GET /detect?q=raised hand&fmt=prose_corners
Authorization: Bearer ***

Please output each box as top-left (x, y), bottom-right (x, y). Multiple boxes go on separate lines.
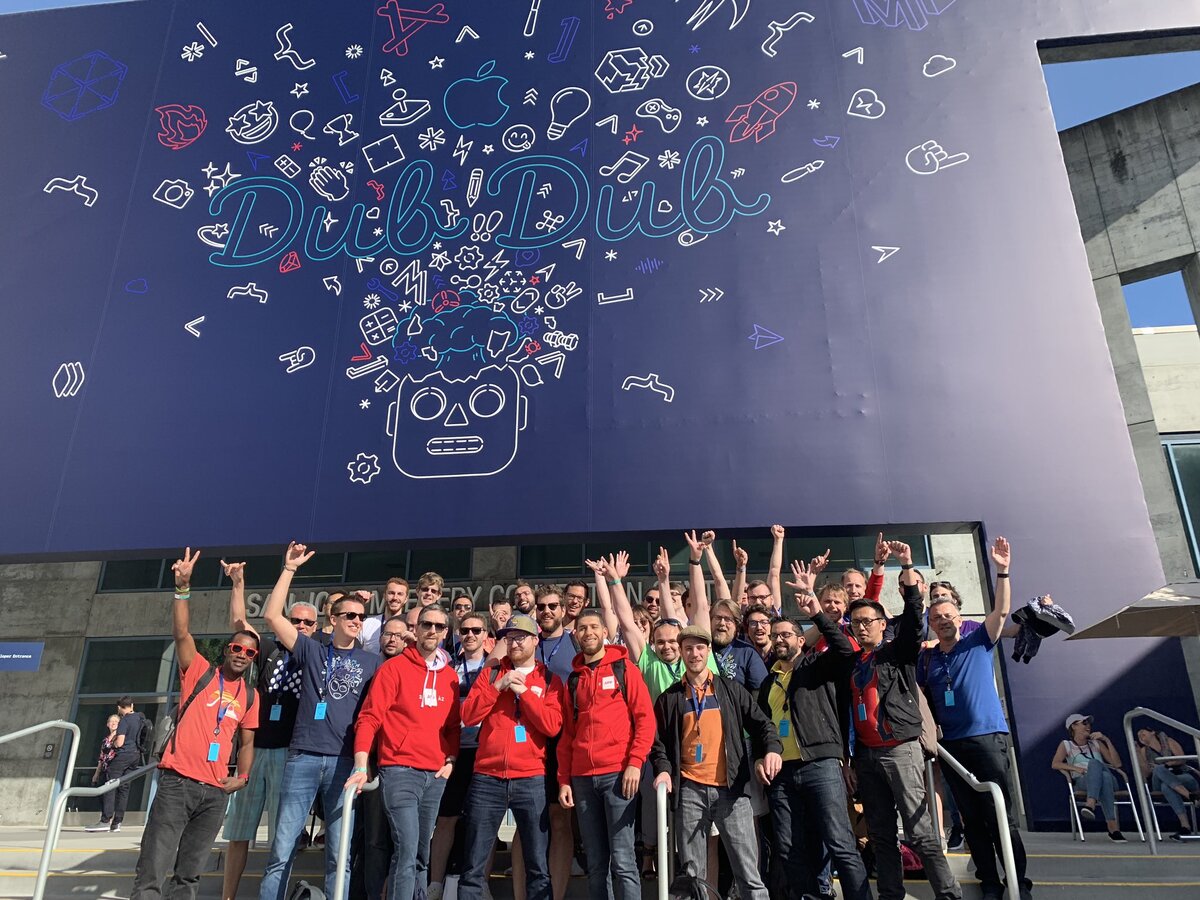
top-left (172, 547), bottom-right (200, 590)
top-left (785, 559), bottom-right (817, 596)
top-left (810, 548), bottom-right (831, 577)
top-left (612, 550), bottom-right (631, 580)
top-left (887, 541), bottom-right (913, 566)
top-left (284, 541), bottom-right (317, 572)
top-left (874, 532), bottom-right (890, 566)
top-left (700, 530), bottom-right (716, 547)
top-left (991, 536), bottom-right (1010, 570)
top-left (221, 559), bottom-right (246, 586)
top-left (652, 547), bottom-right (670, 580)
top-left (732, 540), bottom-right (748, 569)
top-left (770, 524), bottom-right (785, 540)
top-left (585, 558), bottom-right (606, 576)
top-left (683, 530), bottom-right (704, 560)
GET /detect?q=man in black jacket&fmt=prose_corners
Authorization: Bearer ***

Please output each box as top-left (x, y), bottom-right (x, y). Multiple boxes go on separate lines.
top-left (758, 563), bottom-right (873, 900)
top-left (651, 625), bottom-right (782, 900)
top-left (848, 540), bottom-right (961, 900)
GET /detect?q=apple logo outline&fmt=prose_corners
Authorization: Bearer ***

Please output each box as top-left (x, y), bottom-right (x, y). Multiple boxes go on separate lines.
top-left (442, 60), bottom-right (511, 130)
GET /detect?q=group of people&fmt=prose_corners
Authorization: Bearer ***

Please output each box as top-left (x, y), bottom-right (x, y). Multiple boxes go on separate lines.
top-left (95, 528), bottom-right (1187, 900)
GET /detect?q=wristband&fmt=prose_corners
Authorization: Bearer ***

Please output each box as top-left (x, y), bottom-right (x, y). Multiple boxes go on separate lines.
top-left (689, 558), bottom-right (702, 566)
top-left (607, 578), bottom-right (621, 586)
top-left (996, 573), bottom-right (1009, 579)
top-left (174, 591), bottom-right (191, 600)
top-left (900, 564), bottom-right (914, 571)
top-left (444, 756), bottom-right (456, 766)
top-left (237, 773), bottom-right (249, 782)
top-left (737, 566), bottom-right (747, 573)
top-left (352, 766), bottom-right (368, 774)
top-left (284, 566), bottom-right (298, 573)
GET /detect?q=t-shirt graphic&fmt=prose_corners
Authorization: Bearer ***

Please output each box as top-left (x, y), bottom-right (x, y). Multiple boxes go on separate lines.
top-left (329, 655), bottom-right (367, 699)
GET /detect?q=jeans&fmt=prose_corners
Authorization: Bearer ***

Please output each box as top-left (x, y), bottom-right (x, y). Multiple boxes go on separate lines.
top-left (1072, 758), bottom-right (1119, 822)
top-left (676, 780), bottom-right (768, 900)
top-left (941, 734), bottom-right (1029, 894)
top-left (102, 751), bottom-right (142, 824)
top-left (130, 770), bottom-right (227, 899)
top-left (350, 775), bottom-right (392, 900)
top-left (855, 742), bottom-right (961, 900)
top-left (258, 751), bottom-right (355, 900)
top-left (380, 766), bottom-right (447, 900)
top-left (459, 774), bottom-right (549, 900)
top-left (768, 758), bottom-right (871, 900)
top-left (573, 772), bottom-right (639, 900)
top-left (1152, 766), bottom-right (1200, 819)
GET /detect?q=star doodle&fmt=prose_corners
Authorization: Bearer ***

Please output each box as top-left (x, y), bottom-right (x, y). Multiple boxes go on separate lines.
top-left (346, 44), bottom-right (364, 60)
top-left (291, 83), bottom-right (309, 99)
top-left (696, 116), bottom-right (708, 126)
top-left (657, 149), bottom-right (681, 170)
top-left (429, 56), bottom-right (445, 69)
top-left (529, 275), bottom-right (540, 285)
top-left (604, 249), bottom-right (617, 261)
top-left (399, 299), bottom-right (413, 313)
top-left (482, 144), bottom-right (495, 154)
top-left (292, 142), bottom-right (303, 151)
top-left (622, 124), bottom-right (643, 145)
top-left (372, 227), bottom-right (383, 237)
top-left (689, 45), bottom-right (701, 54)
top-left (202, 161), bottom-right (219, 179)
top-left (524, 51), bottom-right (535, 60)
top-left (807, 99), bottom-right (820, 110)
top-left (360, 399), bottom-right (371, 409)
top-left (533, 305), bottom-right (545, 314)
top-left (202, 162), bottom-right (241, 197)
top-left (432, 241), bottom-right (442, 250)
top-left (418, 127), bottom-right (446, 151)
top-left (181, 42), bottom-right (204, 63)
top-left (323, 212), bottom-right (338, 232)
top-left (767, 220), bottom-right (786, 236)
top-left (364, 293), bottom-right (382, 309)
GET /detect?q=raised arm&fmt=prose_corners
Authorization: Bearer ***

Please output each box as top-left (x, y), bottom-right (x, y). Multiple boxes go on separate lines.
top-left (731, 540), bottom-right (748, 607)
top-left (702, 531), bottom-right (731, 602)
top-left (607, 552), bottom-right (633, 644)
top-left (683, 531), bottom-right (710, 633)
top-left (653, 547), bottom-right (680, 623)
top-left (610, 554), bottom-right (646, 662)
top-left (768, 524), bottom-right (785, 613)
top-left (172, 548), bottom-right (201, 671)
top-left (224, 560), bottom-right (254, 636)
top-left (985, 536), bottom-right (1011, 644)
top-left (586, 557), bottom-right (621, 641)
top-left (263, 542), bottom-right (316, 651)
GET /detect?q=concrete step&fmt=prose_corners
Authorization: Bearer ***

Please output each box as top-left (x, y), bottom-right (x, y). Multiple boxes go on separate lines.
top-left (3, 827), bottom-right (1199, 899)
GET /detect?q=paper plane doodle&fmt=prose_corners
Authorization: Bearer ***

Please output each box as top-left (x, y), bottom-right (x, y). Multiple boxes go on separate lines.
top-left (726, 82), bottom-right (796, 143)
top-left (42, 50), bottom-right (128, 121)
top-left (748, 324), bottom-right (784, 350)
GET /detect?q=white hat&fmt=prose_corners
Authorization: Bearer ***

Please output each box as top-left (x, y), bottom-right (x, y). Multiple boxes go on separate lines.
top-left (1064, 713), bottom-right (1093, 732)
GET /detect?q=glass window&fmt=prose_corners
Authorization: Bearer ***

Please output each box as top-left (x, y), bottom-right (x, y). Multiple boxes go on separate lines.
top-left (79, 638), bottom-right (174, 695)
top-left (410, 547), bottom-right (471, 580)
top-left (242, 552), bottom-right (345, 587)
top-left (98, 559), bottom-right (163, 592)
top-left (583, 541), bottom-right (651, 572)
top-left (346, 551), bottom-right (408, 586)
top-left (520, 543), bottom-right (584, 578)
top-left (161, 555), bottom-right (222, 590)
top-left (1165, 441), bottom-right (1200, 571)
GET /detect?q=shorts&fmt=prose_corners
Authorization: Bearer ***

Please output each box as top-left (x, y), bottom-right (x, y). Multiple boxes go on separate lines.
top-left (222, 746), bottom-right (286, 842)
top-left (437, 746), bottom-right (478, 817)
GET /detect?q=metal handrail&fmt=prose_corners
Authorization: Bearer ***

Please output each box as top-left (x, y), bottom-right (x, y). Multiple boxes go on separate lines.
top-left (1123, 706), bottom-right (1200, 856)
top-left (0, 720), bottom-right (81, 827)
top-left (33, 760), bottom-right (158, 900)
top-left (656, 780), bottom-right (668, 900)
top-left (937, 745), bottom-right (1020, 900)
top-left (333, 776), bottom-right (379, 900)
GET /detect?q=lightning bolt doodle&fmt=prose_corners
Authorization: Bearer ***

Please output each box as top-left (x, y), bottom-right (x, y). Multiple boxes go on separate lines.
top-left (453, 135), bottom-right (473, 166)
top-left (483, 248), bottom-right (509, 281)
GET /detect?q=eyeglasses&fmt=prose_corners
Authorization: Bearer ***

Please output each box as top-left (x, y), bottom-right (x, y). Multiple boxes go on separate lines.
top-left (381, 631), bottom-right (405, 641)
top-left (289, 617), bottom-right (316, 627)
top-left (850, 617), bottom-right (884, 629)
top-left (336, 611), bottom-right (365, 622)
top-left (565, 594), bottom-right (587, 603)
top-left (747, 593), bottom-right (772, 602)
top-left (772, 631), bottom-right (798, 640)
top-left (711, 615), bottom-right (736, 625)
top-left (460, 627), bottom-right (485, 635)
top-left (747, 619), bottom-right (770, 629)
top-left (535, 602), bottom-right (560, 611)
top-left (419, 621), bottom-right (449, 632)
top-left (506, 632), bottom-right (533, 643)
top-left (227, 642), bottom-right (259, 659)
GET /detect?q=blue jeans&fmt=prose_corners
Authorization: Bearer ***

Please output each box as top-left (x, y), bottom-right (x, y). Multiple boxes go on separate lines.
top-left (459, 774), bottom-right (549, 900)
top-left (676, 780), bottom-right (767, 900)
top-left (258, 751), bottom-right (355, 900)
top-left (1072, 758), bottom-right (1119, 822)
top-left (768, 758), bottom-right (872, 900)
top-left (380, 766), bottom-right (447, 900)
top-left (573, 773), bottom-right (639, 900)
top-left (1152, 766), bottom-right (1199, 819)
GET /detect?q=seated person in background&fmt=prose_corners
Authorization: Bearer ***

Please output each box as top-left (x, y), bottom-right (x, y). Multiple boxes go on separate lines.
top-left (1135, 725), bottom-right (1199, 840)
top-left (1051, 714), bottom-right (1127, 841)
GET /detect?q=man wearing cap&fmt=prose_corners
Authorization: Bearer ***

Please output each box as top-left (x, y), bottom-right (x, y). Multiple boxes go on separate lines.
top-left (458, 614), bottom-right (565, 900)
top-left (650, 623), bottom-right (782, 900)
top-left (918, 537), bottom-right (1030, 900)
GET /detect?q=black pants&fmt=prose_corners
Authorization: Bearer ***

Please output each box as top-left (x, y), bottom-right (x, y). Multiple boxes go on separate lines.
top-left (941, 733), bottom-right (1030, 893)
top-left (102, 752), bottom-right (142, 824)
top-left (130, 769), bottom-right (228, 899)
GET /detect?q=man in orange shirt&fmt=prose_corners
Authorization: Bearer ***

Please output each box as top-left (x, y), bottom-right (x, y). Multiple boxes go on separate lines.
top-left (130, 548), bottom-right (259, 899)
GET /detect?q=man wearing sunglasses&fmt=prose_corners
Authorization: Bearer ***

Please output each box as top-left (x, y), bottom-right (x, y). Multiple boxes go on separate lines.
top-left (222, 557), bottom-right (319, 900)
top-left (351, 605), bottom-right (461, 900)
top-left (259, 543), bottom-right (381, 900)
top-left (130, 548), bottom-right (259, 899)
top-left (847, 542), bottom-right (961, 900)
top-left (459, 614), bottom-right (565, 900)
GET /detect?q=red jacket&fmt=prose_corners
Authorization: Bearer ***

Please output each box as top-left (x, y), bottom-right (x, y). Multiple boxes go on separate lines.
top-left (556, 645), bottom-right (655, 784)
top-left (461, 658), bottom-right (563, 779)
top-left (354, 646), bottom-right (461, 769)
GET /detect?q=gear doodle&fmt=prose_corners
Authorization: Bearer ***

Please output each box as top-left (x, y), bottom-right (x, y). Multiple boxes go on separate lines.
top-left (347, 452), bottom-right (381, 484)
top-left (454, 245), bottom-right (484, 271)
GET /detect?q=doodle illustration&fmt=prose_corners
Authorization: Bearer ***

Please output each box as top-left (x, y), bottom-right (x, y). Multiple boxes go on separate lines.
top-left (727, 82), bottom-right (796, 142)
top-left (444, 61), bottom-right (509, 129)
top-left (52, 362), bottom-right (86, 399)
top-left (42, 50), bottom-right (127, 121)
top-left (44, 175), bottom-right (99, 207)
top-left (156, 104), bottom-right (208, 150)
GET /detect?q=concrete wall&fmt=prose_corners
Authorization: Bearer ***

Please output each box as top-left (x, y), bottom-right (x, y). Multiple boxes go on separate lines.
top-left (1134, 326), bottom-right (1200, 433)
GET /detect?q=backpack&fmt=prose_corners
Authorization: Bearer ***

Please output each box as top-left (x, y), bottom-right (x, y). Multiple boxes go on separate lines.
top-left (134, 713), bottom-right (154, 762)
top-left (899, 840), bottom-right (926, 877)
top-left (668, 874), bottom-right (720, 900)
top-left (285, 880), bottom-right (326, 900)
top-left (156, 663), bottom-right (255, 760)
top-left (566, 659), bottom-right (627, 720)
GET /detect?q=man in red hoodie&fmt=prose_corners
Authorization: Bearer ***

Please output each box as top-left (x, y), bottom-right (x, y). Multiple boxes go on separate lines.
top-left (557, 609), bottom-right (654, 900)
top-left (458, 614), bottom-right (565, 900)
top-left (349, 604), bottom-right (461, 900)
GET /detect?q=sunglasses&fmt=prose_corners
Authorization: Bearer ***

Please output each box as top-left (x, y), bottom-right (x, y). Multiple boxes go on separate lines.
top-left (419, 621), bottom-right (449, 632)
top-left (289, 617), bottom-right (316, 627)
top-left (460, 627), bottom-right (485, 635)
top-left (227, 642), bottom-right (258, 659)
top-left (336, 611), bottom-right (365, 622)
top-left (535, 602), bottom-right (560, 611)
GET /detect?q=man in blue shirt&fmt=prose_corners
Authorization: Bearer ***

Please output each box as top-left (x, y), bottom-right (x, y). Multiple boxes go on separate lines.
top-left (918, 537), bottom-right (1029, 900)
top-left (258, 543), bottom-right (381, 900)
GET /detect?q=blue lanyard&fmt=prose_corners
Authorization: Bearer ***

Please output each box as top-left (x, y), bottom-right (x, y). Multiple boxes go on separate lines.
top-left (540, 634), bottom-right (567, 667)
top-left (461, 658), bottom-right (483, 695)
top-left (687, 679), bottom-right (708, 720)
top-left (931, 645), bottom-right (960, 690)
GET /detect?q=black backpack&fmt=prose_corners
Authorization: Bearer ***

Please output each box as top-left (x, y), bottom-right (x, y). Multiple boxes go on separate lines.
top-left (134, 713), bottom-right (154, 762)
top-left (668, 875), bottom-right (720, 900)
top-left (157, 663), bottom-right (255, 760)
top-left (566, 659), bottom-right (627, 720)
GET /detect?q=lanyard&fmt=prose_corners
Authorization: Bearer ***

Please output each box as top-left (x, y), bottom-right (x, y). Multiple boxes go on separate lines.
top-left (853, 651), bottom-right (876, 694)
top-left (687, 678), bottom-right (709, 733)
top-left (539, 633), bottom-right (567, 668)
top-left (461, 658), bottom-right (483, 695)
top-left (320, 644), bottom-right (337, 701)
top-left (214, 672), bottom-right (242, 736)
top-left (666, 657), bottom-right (682, 680)
top-left (931, 645), bottom-right (961, 691)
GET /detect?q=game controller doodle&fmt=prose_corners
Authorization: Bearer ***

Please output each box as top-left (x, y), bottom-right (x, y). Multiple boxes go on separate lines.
top-left (635, 98), bottom-right (681, 133)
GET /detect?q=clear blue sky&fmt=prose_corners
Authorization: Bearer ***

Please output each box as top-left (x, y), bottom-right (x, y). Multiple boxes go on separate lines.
top-left (1044, 51), bottom-right (1200, 328)
top-left (4, 1), bottom-right (1197, 324)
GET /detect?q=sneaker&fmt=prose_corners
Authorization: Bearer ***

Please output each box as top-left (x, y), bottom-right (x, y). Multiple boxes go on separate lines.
top-left (947, 825), bottom-right (965, 851)
top-left (1171, 828), bottom-right (1193, 841)
top-left (1108, 830), bottom-right (1126, 842)
top-left (427, 882), bottom-right (444, 900)
top-left (1078, 805), bottom-right (1096, 822)
top-left (83, 821), bottom-right (111, 832)
top-left (110, 822), bottom-right (122, 833)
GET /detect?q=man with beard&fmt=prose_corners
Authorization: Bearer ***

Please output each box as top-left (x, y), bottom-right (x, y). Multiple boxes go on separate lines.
top-left (130, 548), bottom-right (259, 899)
top-left (350, 606), bottom-right (460, 900)
top-left (363, 576), bottom-right (409, 653)
top-left (459, 615), bottom-right (565, 900)
top-left (513, 581), bottom-right (536, 616)
top-left (557, 610), bottom-right (654, 900)
top-left (743, 605), bottom-right (774, 663)
top-left (562, 581), bottom-right (589, 632)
